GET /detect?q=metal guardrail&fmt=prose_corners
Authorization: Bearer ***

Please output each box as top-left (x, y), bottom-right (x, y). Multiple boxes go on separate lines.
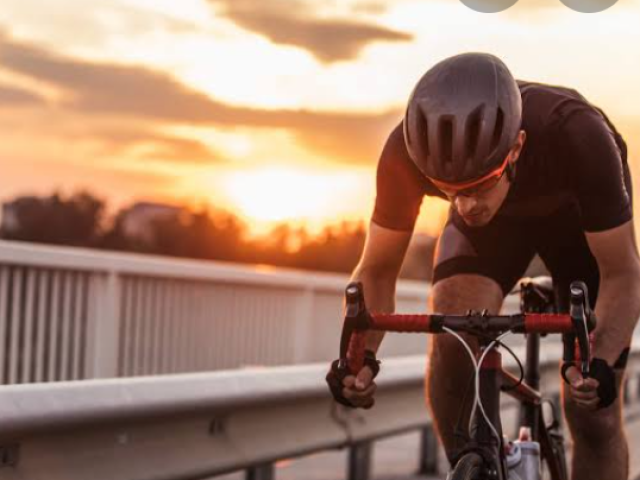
top-left (0, 240), bottom-right (430, 384)
top-left (1, 343), bottom-right (639, 480)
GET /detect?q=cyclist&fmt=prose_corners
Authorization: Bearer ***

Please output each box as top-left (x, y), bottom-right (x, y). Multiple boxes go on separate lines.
top-left (326, 53), bottom-right (640, 480)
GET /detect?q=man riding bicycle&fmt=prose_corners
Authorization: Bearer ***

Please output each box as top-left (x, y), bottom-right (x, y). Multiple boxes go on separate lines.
top-left (326, 53), bottom-right (640, 480)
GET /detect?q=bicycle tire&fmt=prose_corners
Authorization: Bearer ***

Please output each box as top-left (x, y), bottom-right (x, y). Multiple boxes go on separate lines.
top-left (538, 410), bottom-right (569, 480)
top-left (540, 436), bottom-right (568, 480)
top-left (448, 453), bottom-right (488, 480)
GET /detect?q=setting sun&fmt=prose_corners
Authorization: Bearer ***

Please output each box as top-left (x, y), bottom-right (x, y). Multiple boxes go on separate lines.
top-left (224, 168), bottom-right (329, 222)
top-left (221, 167), bottom-right (372, 232)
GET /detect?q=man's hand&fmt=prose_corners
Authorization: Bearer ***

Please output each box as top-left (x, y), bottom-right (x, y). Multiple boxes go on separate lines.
top-left (562, 358), bottom-right (618, 410)
top-left (341, 366), bottom-right (378, 409)
top-left (326, 350), bottom-right (381, 408)
top-left (563, 366), bottom-right (601, 410)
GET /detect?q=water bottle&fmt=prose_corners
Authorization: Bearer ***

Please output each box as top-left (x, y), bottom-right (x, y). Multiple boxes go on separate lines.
top-left (505, 428), bottom-right (541, 480)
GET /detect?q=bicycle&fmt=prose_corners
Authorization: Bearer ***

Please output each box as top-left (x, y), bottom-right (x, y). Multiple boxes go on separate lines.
top-left (337, 277), bottom-right (595, 480)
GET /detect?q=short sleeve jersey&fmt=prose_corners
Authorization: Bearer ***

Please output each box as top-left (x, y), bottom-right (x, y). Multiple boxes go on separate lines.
top-left (372, 80), bottom-right (632, 233)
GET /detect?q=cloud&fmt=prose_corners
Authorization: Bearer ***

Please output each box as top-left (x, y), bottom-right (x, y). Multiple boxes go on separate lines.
top-left (0, 100), bottom-right (224, 168)
top-left (131, 134), bottom-right (224, 165)
top-left (0, 152), bottom-right (178, 204)
top-left (0, 32), bottom-right (400, 164)
top-left (0, 1), bottom-right (202, 53)
top-left (350, 0), bottom-right (392, 15)
top-left (0, 82), bottom-right (46, 106)
top-left (207, 0), bottom-right (412, 63)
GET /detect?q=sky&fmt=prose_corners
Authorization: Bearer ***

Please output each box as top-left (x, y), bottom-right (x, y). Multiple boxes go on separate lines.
top-left (1, 0), bottom-right (640, 237)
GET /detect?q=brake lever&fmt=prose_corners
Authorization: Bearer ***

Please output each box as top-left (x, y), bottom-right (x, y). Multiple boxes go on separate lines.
top-left (339, 282), bottom-right (371, 373)
top-left (569, 281), bottom-right (592, 378)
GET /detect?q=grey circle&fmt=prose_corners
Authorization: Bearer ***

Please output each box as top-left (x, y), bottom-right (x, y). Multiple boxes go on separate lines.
top-left (459, 0), bottom-right (519, 13)
top-left (558, 0), bottom-right (618, 12)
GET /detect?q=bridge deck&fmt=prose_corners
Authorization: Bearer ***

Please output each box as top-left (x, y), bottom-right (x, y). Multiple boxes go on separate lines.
top-left (214, 404), bottom-right (640, 480)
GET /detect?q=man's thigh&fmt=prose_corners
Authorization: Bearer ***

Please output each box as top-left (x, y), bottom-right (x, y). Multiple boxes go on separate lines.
top-left (534, 203), bottom-right (600, 311)
top-left (432, 209), bottom-right (537, 300)
top-left (431, 274), bottom-right (503, 314)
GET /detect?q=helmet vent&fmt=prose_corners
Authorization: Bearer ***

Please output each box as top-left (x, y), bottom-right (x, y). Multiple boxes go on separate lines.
top-left (465, 105), bottom-right (484, 160)
top-left (439, 117), bottom-right (453, 164)
top-left (491, 107), bottom-right (504, 152)
top-left (415, 107), bottom-right (429, 156)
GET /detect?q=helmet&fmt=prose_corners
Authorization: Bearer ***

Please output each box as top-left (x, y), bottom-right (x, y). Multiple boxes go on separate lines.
top-left (403, 53), bottom-right (522, 185)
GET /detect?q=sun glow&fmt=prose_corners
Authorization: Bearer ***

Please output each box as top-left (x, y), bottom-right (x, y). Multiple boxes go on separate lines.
top-left (221, 167), bottom-right (372, 232)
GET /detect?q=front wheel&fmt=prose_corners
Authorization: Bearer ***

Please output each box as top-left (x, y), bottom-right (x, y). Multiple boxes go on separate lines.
top-left (448, 453), bottom-right (489, 480)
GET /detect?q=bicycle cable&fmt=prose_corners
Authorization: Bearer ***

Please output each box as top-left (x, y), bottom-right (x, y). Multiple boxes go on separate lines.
top-left (478, 333), bottom-right (525, 391)
top-left (451, 332), bottom-right (525, 444)
top-left (474, 331), bottom-right (512, 443)
top-left (443, 327), bottom-right (512, 446)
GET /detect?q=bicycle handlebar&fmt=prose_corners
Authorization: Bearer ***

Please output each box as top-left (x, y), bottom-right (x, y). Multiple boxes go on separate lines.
top-left (338, 281), bottom-right (596, 377)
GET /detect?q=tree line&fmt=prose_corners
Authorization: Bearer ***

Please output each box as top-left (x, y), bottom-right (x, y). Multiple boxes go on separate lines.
top-left (0, 191), bottom-right (438, 280)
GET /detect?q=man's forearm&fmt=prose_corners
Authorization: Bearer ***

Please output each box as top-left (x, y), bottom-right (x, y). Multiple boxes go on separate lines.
top-left (592, 271), bottom-right (640, 365)
top-left (349, 269), bottom-right (398, 354)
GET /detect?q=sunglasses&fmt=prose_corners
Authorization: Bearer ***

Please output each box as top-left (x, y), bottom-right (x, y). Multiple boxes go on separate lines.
top-left (429, 156), bottom-right (510, 199)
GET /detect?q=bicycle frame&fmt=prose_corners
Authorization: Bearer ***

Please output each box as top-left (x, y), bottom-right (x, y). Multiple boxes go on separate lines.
top-left (338, 279), bottom-right (594, 480)
top-left (468, 334), bottom-right (565, 480)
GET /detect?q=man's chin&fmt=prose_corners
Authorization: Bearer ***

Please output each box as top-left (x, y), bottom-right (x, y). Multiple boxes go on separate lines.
top-left (462, 214), bottom-right (490, 227)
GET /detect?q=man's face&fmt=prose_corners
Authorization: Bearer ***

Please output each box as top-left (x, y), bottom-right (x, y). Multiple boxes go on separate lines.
top-left (437, 129), bottom-right (526, 227)
top-left (449, 173), bottom-right (511, 227)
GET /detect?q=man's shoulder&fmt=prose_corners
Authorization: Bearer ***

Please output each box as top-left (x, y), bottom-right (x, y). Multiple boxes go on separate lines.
top-left (517, 79), bottom-right (584, 99)
top-left (518, 79), bottom-right (591, 122)
top-left (516, 79), bottom-right (610, 144)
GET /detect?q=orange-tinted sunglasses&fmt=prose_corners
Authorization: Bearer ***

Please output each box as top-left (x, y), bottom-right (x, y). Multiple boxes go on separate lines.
top-left (429, 156), bottom-right (510, 198)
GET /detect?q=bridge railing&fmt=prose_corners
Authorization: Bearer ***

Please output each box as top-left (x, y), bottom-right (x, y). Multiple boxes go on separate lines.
top-left (0, 345), bottom-right (639, 480)
top-left (0, 240), bottom-right (429, 384)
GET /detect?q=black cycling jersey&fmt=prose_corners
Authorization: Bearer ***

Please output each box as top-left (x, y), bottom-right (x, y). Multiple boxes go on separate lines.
top-left (372, 80), bottom-right (632, 233)
top-left (372, 80), bottom-right (633, 300)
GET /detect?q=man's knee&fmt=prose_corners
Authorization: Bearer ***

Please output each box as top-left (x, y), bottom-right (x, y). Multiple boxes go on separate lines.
top-left (429, 274), bottom-right (503, 365)
top-left (431, 274), bottom-right (504, 314)
top-left (563, 386), bottom-right (624, 448)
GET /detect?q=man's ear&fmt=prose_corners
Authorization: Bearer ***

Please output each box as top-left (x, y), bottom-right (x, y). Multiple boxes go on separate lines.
top-left (506, 130), bottom-right (525, 183)
top-left (510, 130), bottom-right (527, 165)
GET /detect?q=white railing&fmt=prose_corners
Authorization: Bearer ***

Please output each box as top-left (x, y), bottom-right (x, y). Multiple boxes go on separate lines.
top-left (0, 240), bottom-right (430, 384)
top-left (1, 348), bottom-right (639, 480)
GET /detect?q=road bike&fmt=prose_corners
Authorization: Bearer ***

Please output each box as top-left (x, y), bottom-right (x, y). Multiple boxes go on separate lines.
top-left (338, 277), bottom-right (595, 480)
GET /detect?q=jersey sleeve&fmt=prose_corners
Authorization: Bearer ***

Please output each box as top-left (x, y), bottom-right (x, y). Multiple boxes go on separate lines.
top-left (371, 123), bottom-right (437, 231)
top-left (557, 108), bottom-right (632, 232)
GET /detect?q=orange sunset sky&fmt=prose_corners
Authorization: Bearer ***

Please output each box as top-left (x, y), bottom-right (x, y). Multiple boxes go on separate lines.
top-left (1, 0), bottom-right (640, 237)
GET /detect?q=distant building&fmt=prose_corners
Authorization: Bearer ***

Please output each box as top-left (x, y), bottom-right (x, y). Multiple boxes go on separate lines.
top-left (119, 202), bottom-right (185, 243)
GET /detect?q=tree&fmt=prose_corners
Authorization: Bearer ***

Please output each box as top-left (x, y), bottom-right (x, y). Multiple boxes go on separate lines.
top-left (1, 191), bottom-right (105, 246)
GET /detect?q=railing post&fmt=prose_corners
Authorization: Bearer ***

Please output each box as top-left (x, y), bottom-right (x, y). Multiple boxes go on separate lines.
top-left (292, 287), bottom-right (314, 364)
top-left (85, 272), bottom-right (121, 378)
top-left (418, 425), bottom-right (439, 475)
top-left (348, 441), bottom-right (372, 480)
top-left (246, 463), bottom-right (275, 480)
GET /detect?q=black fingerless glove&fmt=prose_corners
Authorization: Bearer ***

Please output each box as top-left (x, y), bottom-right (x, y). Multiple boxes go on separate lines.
top-left (589, 358), bottom-right (617, 409)
top-left (325, 350), bottom-right (381, 408)
top-left (561, 357), bottom-right (617, 410)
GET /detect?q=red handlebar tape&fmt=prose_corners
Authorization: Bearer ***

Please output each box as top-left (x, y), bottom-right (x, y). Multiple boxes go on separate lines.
top-left (368, 313), bottom-right (573, 333)
top-left (523, 314), bottom-right (574, 333)
top-left (346, 313), bottom-right (574, 374)
top-left (369, 313), bottom-right (432, 332)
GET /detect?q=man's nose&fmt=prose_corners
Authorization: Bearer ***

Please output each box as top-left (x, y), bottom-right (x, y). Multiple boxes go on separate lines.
top-left (454, 195), bottom-right (478, 215)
